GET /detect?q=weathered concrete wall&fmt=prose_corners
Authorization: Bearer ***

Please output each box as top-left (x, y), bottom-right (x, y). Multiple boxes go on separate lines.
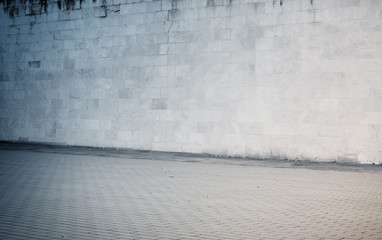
top-left (1, 0), bottom-right (381, 163)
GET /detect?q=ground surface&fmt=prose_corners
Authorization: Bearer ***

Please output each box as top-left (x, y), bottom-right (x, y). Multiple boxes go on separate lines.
top-left (0, 143), bottom-right (381, 240)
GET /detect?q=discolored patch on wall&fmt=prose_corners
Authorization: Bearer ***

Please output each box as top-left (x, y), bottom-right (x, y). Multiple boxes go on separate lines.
top-left (28, 61), bottom-right (41, 69)
top-left (63, 59), bottom-right (75, 71)
top-left (152, 98), bottom-right (167, 110)
top-left (0, 0), bottom-right (92, 17)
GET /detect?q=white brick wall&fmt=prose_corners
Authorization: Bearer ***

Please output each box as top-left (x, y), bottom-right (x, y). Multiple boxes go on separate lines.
top-left (0, 0), bottom-right (382, 164)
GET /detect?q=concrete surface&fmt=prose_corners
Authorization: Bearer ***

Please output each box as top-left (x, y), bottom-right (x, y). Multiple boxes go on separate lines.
top-left (1, 0), bottom-right (382, 164)
top-left (0, 143), bottom-right (381, 240)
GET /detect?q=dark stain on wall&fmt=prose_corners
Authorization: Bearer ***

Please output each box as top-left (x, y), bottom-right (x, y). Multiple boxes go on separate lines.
top-left (28, 60), bottom-right (41, 68)
top-left (171, 0), bottom-right (177, 10)
top-left (57, 0), bottom-right (87, 10)
top-left (273, 0), bottom-right (283, 6)
top-left (1, 0), bottom-right (47, 16)
top-left (0, 0), bottom-right (91, 17)
top-left (29, 19), bottom-right (36, 29)
top-left (207, 0), bottom-right (215, 7)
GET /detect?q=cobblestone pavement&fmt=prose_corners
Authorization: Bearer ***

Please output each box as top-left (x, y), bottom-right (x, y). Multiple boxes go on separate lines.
top-left (0, 143), bottom-right (381, 240)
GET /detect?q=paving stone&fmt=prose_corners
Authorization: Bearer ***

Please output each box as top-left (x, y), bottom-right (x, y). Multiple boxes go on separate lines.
top-left (0, 143), bottom-right (381, 239)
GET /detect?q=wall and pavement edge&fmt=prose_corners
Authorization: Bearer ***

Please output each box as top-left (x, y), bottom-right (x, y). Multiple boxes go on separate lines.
top-left (0, 0), bottom-right (381, 163)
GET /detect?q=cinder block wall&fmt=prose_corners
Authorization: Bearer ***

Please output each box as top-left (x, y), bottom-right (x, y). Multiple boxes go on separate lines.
top-left (1, 0), bottom-right (381, 163)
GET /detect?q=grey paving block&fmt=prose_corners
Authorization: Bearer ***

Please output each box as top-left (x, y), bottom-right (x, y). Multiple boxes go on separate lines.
top-left (0, 143), bottom-right (382, 239)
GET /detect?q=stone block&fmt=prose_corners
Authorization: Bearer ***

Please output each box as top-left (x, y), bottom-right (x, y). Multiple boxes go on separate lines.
top-left (120, 1), bottom-right (161, 15)
top-left (338, 0), bottom-right (360, 8)
top-left (151, 98), bottom-right (168, 110)
top-left (154, 11), bottom-right (169, 21)
top-left (93, 6), bottom-right (107, 18)
top-left (63, 59), bottom-right (75, 70)
top-left (162, 0), bottom-right (173, 11)
top-left (119, 88), bottom-right (134, 99)
top-left (361, 113), bottom-right (382, 125)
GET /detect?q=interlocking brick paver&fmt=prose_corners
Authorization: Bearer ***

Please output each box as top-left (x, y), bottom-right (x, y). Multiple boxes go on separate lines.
top-left (0, 143), bottom-right (382, 240)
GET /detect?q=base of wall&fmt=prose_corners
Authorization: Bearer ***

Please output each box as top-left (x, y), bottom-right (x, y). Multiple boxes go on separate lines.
top-left (1, 140), bottom-right (380, 166)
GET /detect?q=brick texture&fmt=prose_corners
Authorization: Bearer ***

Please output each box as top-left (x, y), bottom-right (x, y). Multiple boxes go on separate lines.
top-left (0, 0), bottom-right (382, 163)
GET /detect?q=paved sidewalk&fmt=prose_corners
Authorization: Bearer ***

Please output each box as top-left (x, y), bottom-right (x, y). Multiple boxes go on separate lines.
top-left (0, 143), bottom-right (381, 240)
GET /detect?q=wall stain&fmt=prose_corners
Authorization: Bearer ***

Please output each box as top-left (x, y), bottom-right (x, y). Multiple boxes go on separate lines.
top-left (57, 0), bottom-right (84, 11)
top-left (0, 0), bottom-right (89, 17)
top-left (272, 0), bottom-right (283, 6)
top-left (171, 0), bottom-right (177, 10)
top-left (29, 19), bottom-right (36, 29)
top-left (100, 0), bottom-right (107, 18)
top-left (207, 0), bottom-right (215, 7)
top-left (0, 0), bottom-right (316, 18)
